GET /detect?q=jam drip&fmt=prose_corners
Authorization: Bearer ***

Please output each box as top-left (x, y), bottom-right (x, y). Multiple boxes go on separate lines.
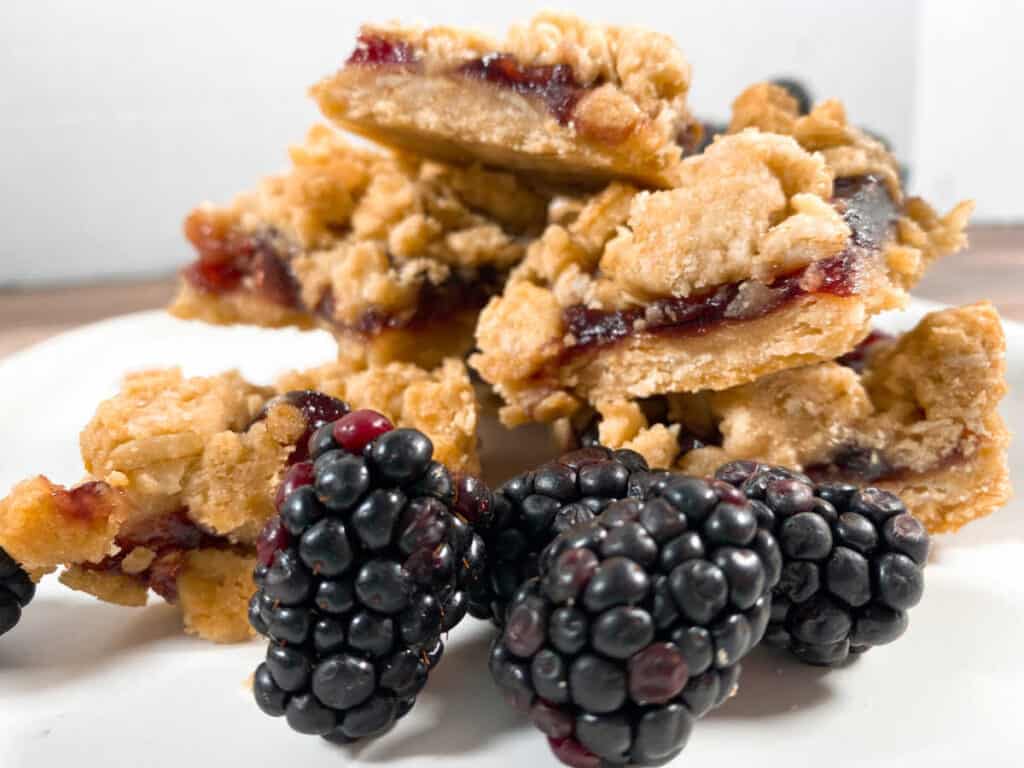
top-left (183, 211), bottom-right (301, 309)
top-left (559, 175), bottom-right (897, 357)
top-left (82, 507), bottom-right (229, 602)
top-left (458, 53), bottom-right (585, 125)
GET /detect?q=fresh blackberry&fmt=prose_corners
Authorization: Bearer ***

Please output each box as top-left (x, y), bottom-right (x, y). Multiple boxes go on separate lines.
top-left (0, 545), bottom-right (35, 638)
top-left (490, 477), bottom-right (779, 767)
top-left (715, 461), bottom-right (929, 666)
top-left (250, 408), bottom-right (486, 742)
top-left (467, 446), bottom-right (670, 624)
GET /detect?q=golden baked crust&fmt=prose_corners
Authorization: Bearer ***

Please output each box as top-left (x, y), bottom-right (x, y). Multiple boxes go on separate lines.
top-left (472, 96), bottom-right (972, 426)
top-left (312, 12), bottom-right (695, 187)
top-left (0, 360), bottom-right (480, 642)
top-left (580, 303), bottom-right (1010, 533)
top-left (170, 124), bottom-right (548, 368)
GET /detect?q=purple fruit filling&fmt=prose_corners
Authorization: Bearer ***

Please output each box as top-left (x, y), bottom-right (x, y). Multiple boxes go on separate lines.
top-left (558, 175), bottom-right (896, 359)
top-left (182, 210), bottom-right (502, 340)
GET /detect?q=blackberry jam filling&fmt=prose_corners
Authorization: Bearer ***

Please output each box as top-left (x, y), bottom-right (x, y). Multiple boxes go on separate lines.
top-left (182, 211), bottom-right (502, 340)
top-left (79, 506), bottom-right (233, 602)
top-left (184, 211), bottom-right (301, 309)
top-left (345, 35), bottom-right (590, 127)
top-left (558, 175), bottom-right (896, 361)
top-left (458, 54), bottom-right (585, 125)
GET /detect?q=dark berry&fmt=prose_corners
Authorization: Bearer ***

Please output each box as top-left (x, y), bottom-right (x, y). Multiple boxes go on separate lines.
top-left (549, 606), bottom-right (588, 654)
top-left (368, 428), bottom-right (433, 484)
top-left (354, 560), bottom-right (410, 614)
top-left (834, 512), bottom-right (878, 554)
top-left (591, 606), bottom-right (654, 659)
top-left (660, 477), bottom-right (718, 522)
top-left (299, 519), bottom-right (353, 577)
top-left (874, 553), bottom-right (924, 610)
top-left (825, 547), bottom-right (871, 607)
top-left (341, 694), bottom-right (398, 739)
top-left (347, 611), bottom-right (395, 657)
top-left (275, 461), bottom-right (315, 509)
top-left (254, 663), bottom-right (288, 717)
top-left (312, 654), bottom-right (376, 710)
top-left (265, 604), bottom-right (312, 645)
top-left (882, 513), bottom-right (930, 564)
top-left (264, 550), bottom-right (313, 605)
top-left (307, 423), bottom-right (339, 462)
top-left (266, 644), bottom-right (313, 692)
top-left (780, 512), bottom-right (834, 560)
top-left (468, 447), bottom-right (658, 624)
top-left (410, 462), bottom-right (455, 505)
top-left (315, 452), bottom-right (371, 512)
top-left (583, 557), bottom-right (649, 612)
top-left (717, 463), bottom-right (928, 666)
top-left (632, 703), bottom-right (693, 765)
top-left (333, 409), bottom-right (394, 454)
top-left (531, 649), bottom-right (570, 704)
top-left (286, 693), bottom-right (337, 735)
top-left (627, 642), bottom-right (688, 704)
top-left (569, 654), bottom-right (627, 713)
top-left (351, 489), bottom-right (405, 550)
top-left (248, 417), bottom-right (482, 742)
top-left (491, 488), bottom-right (775, 767)
top-left (315, 578), bottom-right (355, 614)
top-left (279, 486), bottom-right (324, 535)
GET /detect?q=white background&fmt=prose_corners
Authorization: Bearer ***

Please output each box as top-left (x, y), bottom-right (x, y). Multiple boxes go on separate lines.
top-left (1, 0), bottom-right (1021, 286)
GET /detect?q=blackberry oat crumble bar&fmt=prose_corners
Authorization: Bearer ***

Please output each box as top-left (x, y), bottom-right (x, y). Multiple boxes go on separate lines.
top-left (472, 84), bottom-right (974, 426)
top-left (171, 125), bottom-right (549, 368)
top-left (312, 12), bottom-right (698, 187)
top-left (563, 303), bottom-right (1009, 533)
top-left (0, 360), bottom-right (478, 642)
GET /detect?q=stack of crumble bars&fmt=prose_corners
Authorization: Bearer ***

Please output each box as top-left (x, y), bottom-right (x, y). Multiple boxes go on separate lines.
top-left (0, 13), bottom-right (1009, 642)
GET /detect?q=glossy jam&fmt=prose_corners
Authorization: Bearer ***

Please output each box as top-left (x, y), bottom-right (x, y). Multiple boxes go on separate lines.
top-left (82, 508), bottom-right (227, 602)
top-left (558, 175), bottom-right (896, 359)
top-left (183, 211), bottom-right (300, 309)
top-left (459, 53), bottom-right (584, 125)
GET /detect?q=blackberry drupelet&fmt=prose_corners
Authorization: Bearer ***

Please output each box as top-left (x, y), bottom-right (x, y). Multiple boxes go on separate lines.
top-left (490, 476), bottom-right (780, 767)
top-left (250, 405), bottom-right (486, 743)
top-left (715, 461), bottom-right (929, 666)
top-left (466, 446), bottom-right (671, 624)
top-left (0, 545), bottom-right (35, 638)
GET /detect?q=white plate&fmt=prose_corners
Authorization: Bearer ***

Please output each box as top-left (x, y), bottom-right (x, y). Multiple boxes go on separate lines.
top-left (0, 299), bottom-right (1020, 767)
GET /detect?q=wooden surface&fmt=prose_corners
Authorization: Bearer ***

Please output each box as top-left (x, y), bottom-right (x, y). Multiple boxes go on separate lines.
top-left (1, 225), bottom-right (1021, 361)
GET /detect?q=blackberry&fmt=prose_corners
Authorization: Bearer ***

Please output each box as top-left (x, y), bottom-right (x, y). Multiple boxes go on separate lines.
top-left (490, 478), bottom-right (779, 767)
top-left (466, 446), bottom-right (670, 624)
top-left (250, 408), bottom-right (486, 742)
top-left (715, 461), bottom-right (929, 666)
top-left (0, 545), bottom-right (35, 638)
